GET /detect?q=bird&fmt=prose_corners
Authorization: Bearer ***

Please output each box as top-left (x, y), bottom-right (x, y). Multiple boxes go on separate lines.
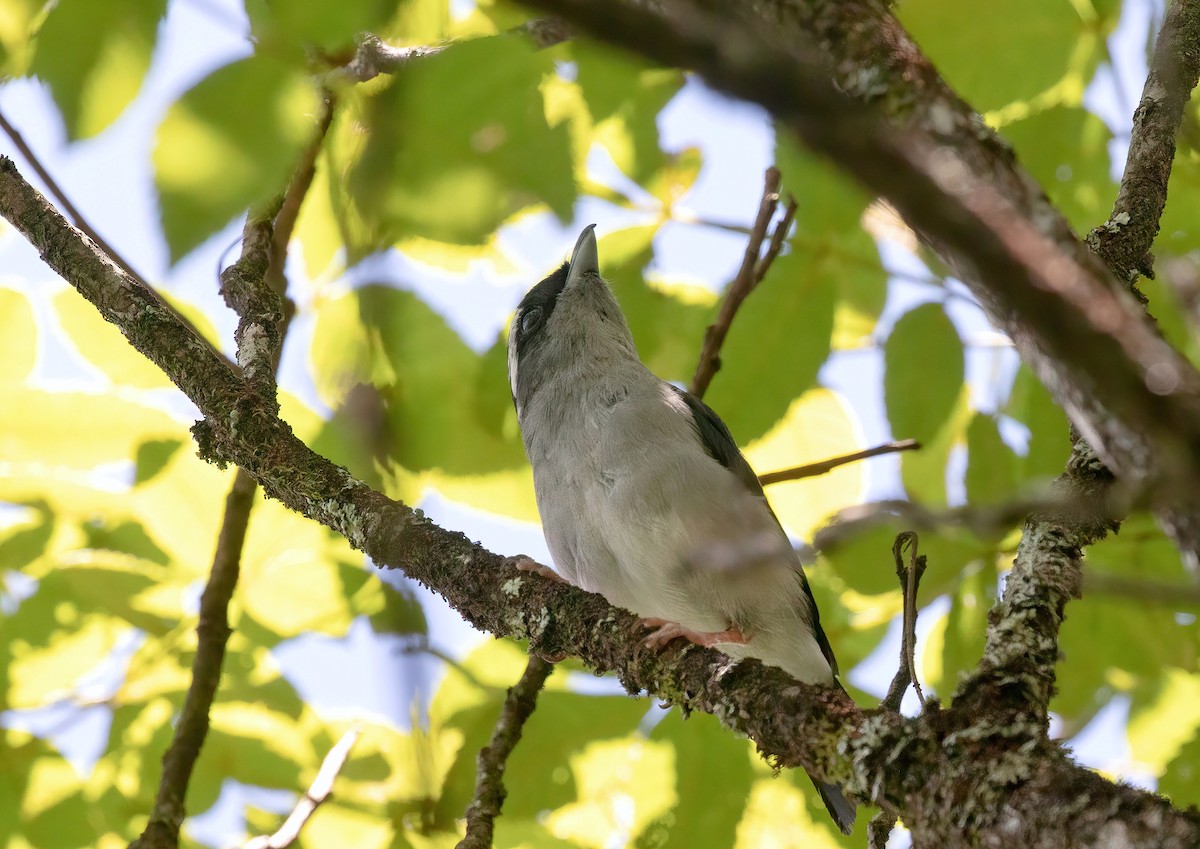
top-left (506, 224), bottom-right (856, 835)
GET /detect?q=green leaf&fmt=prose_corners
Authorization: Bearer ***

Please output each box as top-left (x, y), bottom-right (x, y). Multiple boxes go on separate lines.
top-left (200, 700), bottom-right (318, 789)
top-left (544, 736), bottom-right (677, 847)
top-left (819, 517), bottom-right (994, 601)
top-left (596, 225), bottom-right (712, 382)
top-left (154, 54), bottom-right (318, 261)
top-left (885, 303), bottom-right (964, 444)
top-left (310, 283), bottom-right (537, 516)
top-left (352, 35), bottom-right (575, 246)
top-left (640, 711), bottom-right (754, 849)
top-left (0, 388), bottom-right (178, 467)
top-left (1159, 139), bottom-right (1200, 256)
top-left (776, 132), bottom-right (872, 233)
top-left (964, 414), bottom-right (1020, 507)
top-left (0, 730), bottom-right (94, 849)
top-left (133, 439), bottom-right (183, 484)
top-left (31, 0), bottom-right (166, 138)
top-left (246, 0), bottom-right (398, 53)
top-left (1000, 106), bottom-right (1115, 233)
top-left (1127, 668), bottom-right (1200, 786)
top-left (2, 565), bottom-right (132, 708)
top-left (572, 40), bottom-right (684, 184)
top-left (0, 287), bottom-right (36, 383)
top-left (0, 0), bottom-right (45, 76)
top-left (924, 559), bottom-right (995, 695)
top-left (1161, 732), bottom-right (1200, 810)
top-left (1004, 366), bottom-right (1070, 484)
top-left (900, 0), bottom-right (1097, 112)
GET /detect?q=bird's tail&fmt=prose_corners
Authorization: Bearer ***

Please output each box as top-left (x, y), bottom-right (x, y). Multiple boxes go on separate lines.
top-left (810, 775), bottom-right (856, 836)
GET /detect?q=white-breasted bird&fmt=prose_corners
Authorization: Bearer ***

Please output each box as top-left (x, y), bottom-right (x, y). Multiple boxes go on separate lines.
top-left (507, 225), bottom-right (855, 834)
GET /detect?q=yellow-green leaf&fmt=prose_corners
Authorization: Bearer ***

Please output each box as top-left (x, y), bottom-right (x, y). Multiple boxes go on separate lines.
top-left (31, 0), bottom-right (166, 138)
top-left (154, 54), bottom-right (318, 262)
top-left (0, 286), bottom-right (36, 383)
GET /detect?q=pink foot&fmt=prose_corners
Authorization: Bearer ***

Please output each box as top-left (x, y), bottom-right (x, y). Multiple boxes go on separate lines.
top-left (637, 617), bottom-right (750, 651)
top-left (505, 555), bottom-right (568, 585)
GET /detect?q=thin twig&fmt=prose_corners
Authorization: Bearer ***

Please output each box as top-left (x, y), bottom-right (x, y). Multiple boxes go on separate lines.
top-left (758, 439), bottom-right (919, 486)
top-left (0, 107), bottom-right (147, 287)
top-left (243, 727), bottom-right (362, 849)
top-left (1084, 571), bottom-right (1200, 607)
top-left (812, 484), bottom-right (1136, 552)
top-left (690, 166), bottom-right (795, 399)
top-left (881, 532), bottom-right (928, 712)
top-left (457, 656), bottom-right (554, 849)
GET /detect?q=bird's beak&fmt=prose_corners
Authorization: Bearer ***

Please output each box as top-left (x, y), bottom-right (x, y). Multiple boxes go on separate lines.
top-left (566, 224), bottom-right (599, 289)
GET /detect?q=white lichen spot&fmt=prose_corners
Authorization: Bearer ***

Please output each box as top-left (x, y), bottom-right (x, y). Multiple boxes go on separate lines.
top-left (502, 576), bottom-right (524, 597)
top-left (321, 499), bottom-right (366, 550)
top-left (527, 606), bottom-right (550, 639)
top-left (1113, 211), bottom-right (1131, 226)
top-left (928, 101), bottom-right (957, 135)
top-left (237, 323), bottom-right (268, 374)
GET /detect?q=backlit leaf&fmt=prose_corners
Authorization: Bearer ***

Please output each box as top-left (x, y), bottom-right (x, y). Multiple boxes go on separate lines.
top-left (885, 303), bottom-right (964, 445)
top-left (31, 0), bottom-right (166, 138)
top-left (154, 54), bottom-right (318, 261)
top-left (352, 35), bottom-right (575, 246)
top-left (0, 287), bottom-right (36, 383)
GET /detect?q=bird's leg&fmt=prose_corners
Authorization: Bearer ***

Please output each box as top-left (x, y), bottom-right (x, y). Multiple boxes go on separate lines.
top-left (504, 554), bottom-right (568, 584)
top-left (637, 617), bottom-right (750, 651)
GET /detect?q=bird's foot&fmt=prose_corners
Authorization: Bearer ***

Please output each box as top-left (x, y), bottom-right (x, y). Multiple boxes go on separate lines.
top-left (504, 555), bottom-right (568, 584)
top-left (637, 617), bottom-right (749, 651)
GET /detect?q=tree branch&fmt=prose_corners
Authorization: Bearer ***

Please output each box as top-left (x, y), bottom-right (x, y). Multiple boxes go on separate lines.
top-left (3, 154), bottom-right (1198, 846)
top-left (1087, 0), bottom-right (1200, 284)
top-left (457, 657), bottom-right (554, 849)
top-left (243, 727), bottom-right (361, 849)
top-left (131, 469), bottom-right (258, 849)
top-left (0, 107), bottom-right (148, 290)
top-left (129, 100), bottom-right (332, 849)
top-left (758, 440), bottom-right (919, 486)
top-left (690, 166), bottom-right (795, 399)
top-left (963, 0), bottom-right (1200, 722)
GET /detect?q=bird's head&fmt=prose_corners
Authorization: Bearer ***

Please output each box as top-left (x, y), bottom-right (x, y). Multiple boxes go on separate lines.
top-left (507, 225), bottom-right (638, 415)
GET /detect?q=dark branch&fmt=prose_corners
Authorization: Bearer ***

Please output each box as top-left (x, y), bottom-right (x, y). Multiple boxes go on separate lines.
top-left (130, 102), bottom-right (331, 849)
top-left (131, 469), bottom-right (258, 849)
top-left (690, 166), bottom-right (794, 399)
top-left (457, 657), bottom-right (554, 849)
top-left (881, 532), bottom-right (928, 712)
top-left (758, 440), bottom-right (919, 486)
top-left (0, 107), bottom-right (148, 289)
top-left (1087, 0), bottom-right (1200, 283)
top-left (243, 728), bottom-right (361, 849)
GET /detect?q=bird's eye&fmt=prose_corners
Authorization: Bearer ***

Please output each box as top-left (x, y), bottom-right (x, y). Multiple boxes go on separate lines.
top-left (520, 306), bottom-right (543, 336)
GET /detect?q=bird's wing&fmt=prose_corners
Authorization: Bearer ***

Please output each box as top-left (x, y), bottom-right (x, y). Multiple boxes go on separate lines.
top-left (667, 384), bottom-right (766, 499)
top-left (667, 384), bottom-right (840, 676)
